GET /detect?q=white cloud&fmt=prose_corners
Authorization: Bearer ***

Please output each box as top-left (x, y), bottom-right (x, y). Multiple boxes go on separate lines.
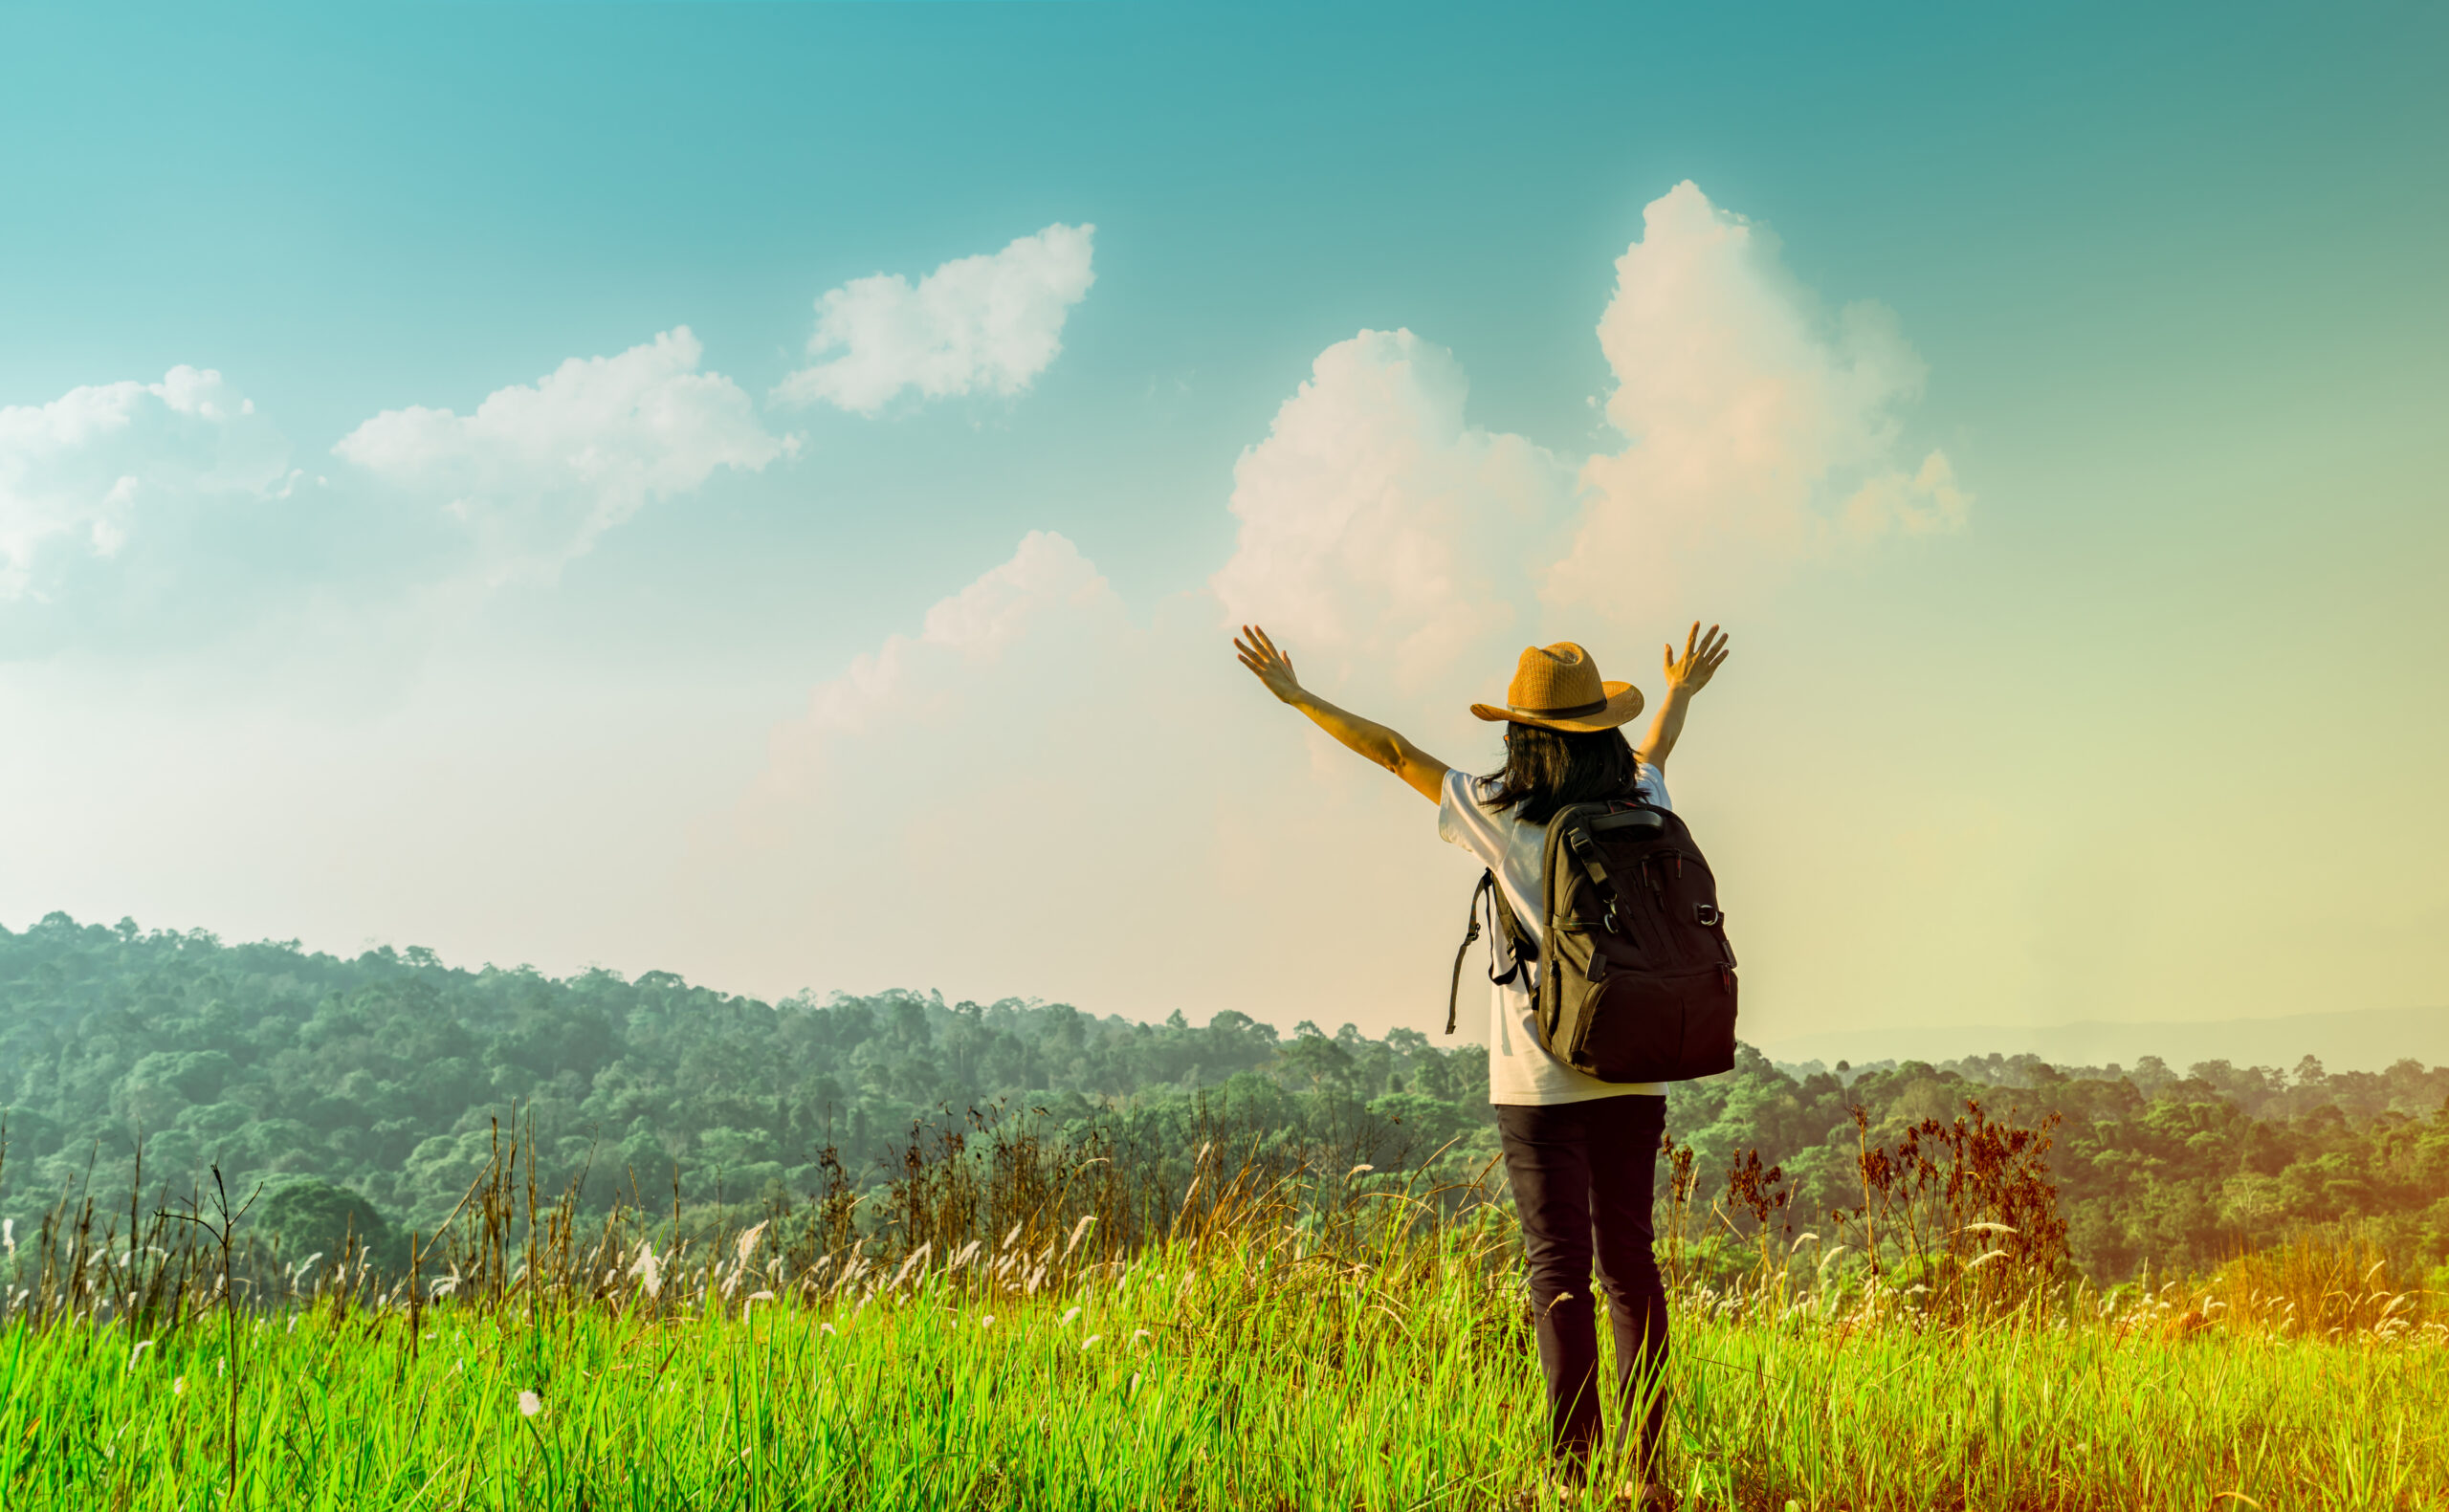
top-left (773, 224), bottom-right (1096, 415)
top-left (753, 529), bottom-right (1121, 803)
top-left (1841, 449), bottom-right (1970, 537)
top-left (1555, 181), bottom-right (1966, 608)
top-left (1209, 329), bottom-right (1573, 698)
top-left (1203, 186), bottom-right (1968, 700)
top-left (719, 532), bottom-right (1177, 1000)
top-left (335, 327), bottom-right (793, 581)
top-left (0, 366), bottom-right (289, 599)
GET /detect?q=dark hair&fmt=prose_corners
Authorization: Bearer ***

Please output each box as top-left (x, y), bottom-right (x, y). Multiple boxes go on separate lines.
top-left (1482, 722), bottom-right (1641, 825)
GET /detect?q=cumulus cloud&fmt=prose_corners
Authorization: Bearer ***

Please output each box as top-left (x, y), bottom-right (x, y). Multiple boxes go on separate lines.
top-left (1202, 185), bottom-right (1967, 705)
top-left (773, 224), bottom-right (1096, 415)
top-left (0, 366), bottom-right (289, 599)
top-left (718, 531), bottom-right (1184, 1001)
top-left (753, 530), bottom-right (1123, 804)
top-left (1555, 181), bottom-right (1966, 608)
top-left (335, 327), bottom-right (793, 581)
top-left (1209, 330), bottom-right (1574, 698)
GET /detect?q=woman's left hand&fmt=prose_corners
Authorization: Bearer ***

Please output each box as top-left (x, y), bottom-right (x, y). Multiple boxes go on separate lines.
top-left (1663, 622), bottom-right (1731, 696)
top-left (1235, 625), bottom-right (1306, 705)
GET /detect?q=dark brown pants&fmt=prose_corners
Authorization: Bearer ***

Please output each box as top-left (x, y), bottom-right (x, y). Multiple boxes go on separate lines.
top-left (1495, 1093), bottom-right (1669, 1468)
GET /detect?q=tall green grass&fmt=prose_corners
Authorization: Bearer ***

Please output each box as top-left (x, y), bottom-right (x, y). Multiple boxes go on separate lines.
top-left (2, 1107), bottom-right (2442, 1508)
top-left (8, 1238), bottom-right (2445, 1508)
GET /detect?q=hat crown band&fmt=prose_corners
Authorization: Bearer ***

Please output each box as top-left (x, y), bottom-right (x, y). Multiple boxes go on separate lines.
top-left (1509, 694), bottom-right (1610, 720)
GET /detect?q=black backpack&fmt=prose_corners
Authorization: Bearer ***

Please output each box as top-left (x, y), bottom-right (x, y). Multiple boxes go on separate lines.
top-left (1446, 796), bottom-right (1738, 1083)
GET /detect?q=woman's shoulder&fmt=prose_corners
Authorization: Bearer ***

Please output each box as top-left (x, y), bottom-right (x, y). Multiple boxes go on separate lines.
top-left (1436, 766), bottom-right (1490, 804)
top-left (1437, 769), bottom-right (1521, 849)
top-left (1633, 761), bottom-right (1671, 811)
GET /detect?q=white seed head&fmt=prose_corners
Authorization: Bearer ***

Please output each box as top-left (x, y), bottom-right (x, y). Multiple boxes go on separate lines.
top-left (518, 1391), bottom-right (542, 1417)
top-left (1063, 1216), bottom-right (1096, 1259)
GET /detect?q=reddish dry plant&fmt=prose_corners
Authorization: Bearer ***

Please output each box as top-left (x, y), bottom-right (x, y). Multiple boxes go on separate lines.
top-left (1840, 1096), bottom-right (2071, 1317)
top-left (1716, 1149), bottom-right (1795, 1290)
top-left (1722, 1149), bottom-right (1791, 1238)
top-left (1654, 1133), bottom-right (1702, 1291)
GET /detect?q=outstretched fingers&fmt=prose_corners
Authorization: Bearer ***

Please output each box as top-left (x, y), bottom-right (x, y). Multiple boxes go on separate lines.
top-left (1235, 625), bottom-right (1282, 667)
top-left (1665, 622), bottom-right (1731, 690)
top-left (1234, 625), bottom-right (1302, 701)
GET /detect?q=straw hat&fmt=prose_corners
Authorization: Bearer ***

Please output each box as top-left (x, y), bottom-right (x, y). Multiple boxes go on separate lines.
top-left (1468, 642), bottom-right (1644, 733)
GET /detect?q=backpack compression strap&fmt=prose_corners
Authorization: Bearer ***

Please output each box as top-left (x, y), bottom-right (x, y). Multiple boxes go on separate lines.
top-left (1563, 820), bottom-right (1636, 930)
top-left (1445, 871), bottom-right (1533, 1035)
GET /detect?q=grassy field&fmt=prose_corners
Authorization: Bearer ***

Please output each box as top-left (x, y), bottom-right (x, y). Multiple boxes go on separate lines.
top-left (3, 1116), bottom-right (2443, 1508)
top-left (8, 1231), bottom-right (2447, 1508)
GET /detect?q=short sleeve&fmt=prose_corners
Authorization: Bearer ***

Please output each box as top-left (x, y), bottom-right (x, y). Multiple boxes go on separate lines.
top-left (1436, 767), bottom-right (1504, 868)
top-left (1634, 760), bottom-right (1671, 812)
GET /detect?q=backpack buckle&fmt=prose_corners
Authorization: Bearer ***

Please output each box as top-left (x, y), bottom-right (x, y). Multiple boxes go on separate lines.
top-left (1695, 903), bottom-right (1723, 927)
top-left (1603, 904), bottom-right (1622, 934)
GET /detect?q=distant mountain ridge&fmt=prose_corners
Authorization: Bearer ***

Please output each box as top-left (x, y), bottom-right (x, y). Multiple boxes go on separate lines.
top-left (1758, 1004), bottom-right (2449, 1077)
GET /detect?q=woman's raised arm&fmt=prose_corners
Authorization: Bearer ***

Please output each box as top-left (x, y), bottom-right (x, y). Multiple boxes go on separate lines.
top-left (1633, 621), bottom-right (1731, 772)
top-left (1234, 625), bottom-right (1448, 803)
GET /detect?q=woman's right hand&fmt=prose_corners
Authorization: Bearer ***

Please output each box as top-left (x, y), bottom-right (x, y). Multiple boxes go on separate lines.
top-left (1237, 624), bottom-right (1447, 801)
top-left (1234, 625), bottom-right (1305, 705)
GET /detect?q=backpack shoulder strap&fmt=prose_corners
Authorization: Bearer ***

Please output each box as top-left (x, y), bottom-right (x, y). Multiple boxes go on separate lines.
top-left (1445, 871), bottom-right (1535, 1035)
top-left (1446, 872), bottom-right (1491, 1036)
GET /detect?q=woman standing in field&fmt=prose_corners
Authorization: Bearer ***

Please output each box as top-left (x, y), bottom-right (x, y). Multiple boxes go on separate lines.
top-left (1234, 624), bottom-right (1730, 1504)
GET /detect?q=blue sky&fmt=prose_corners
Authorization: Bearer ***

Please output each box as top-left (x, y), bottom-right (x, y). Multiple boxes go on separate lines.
top-left (3, 2), bottom-right (2443, 1048)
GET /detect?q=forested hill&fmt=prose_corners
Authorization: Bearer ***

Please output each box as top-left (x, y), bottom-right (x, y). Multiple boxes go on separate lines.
top-left (3, 911), bottom-right (2446, 1285)
top-left (0, 913), bottom-right (1488, 1235)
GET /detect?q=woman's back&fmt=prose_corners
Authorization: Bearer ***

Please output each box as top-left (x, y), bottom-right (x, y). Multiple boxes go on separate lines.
top-left (1436, 732), bottom-right (1672, 1105)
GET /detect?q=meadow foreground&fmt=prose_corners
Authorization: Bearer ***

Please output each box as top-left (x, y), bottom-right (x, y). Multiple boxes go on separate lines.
top-left (6, 1197), bottom-right (2444, 1510)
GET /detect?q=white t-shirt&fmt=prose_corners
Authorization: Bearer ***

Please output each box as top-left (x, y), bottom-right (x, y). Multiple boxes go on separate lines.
top-left (1437, 764), bottom-right (1672, 1106)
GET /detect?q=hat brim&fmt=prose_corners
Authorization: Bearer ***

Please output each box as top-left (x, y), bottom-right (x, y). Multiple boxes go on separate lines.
top-left (1468, 681), bottom-right (1644, 733)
